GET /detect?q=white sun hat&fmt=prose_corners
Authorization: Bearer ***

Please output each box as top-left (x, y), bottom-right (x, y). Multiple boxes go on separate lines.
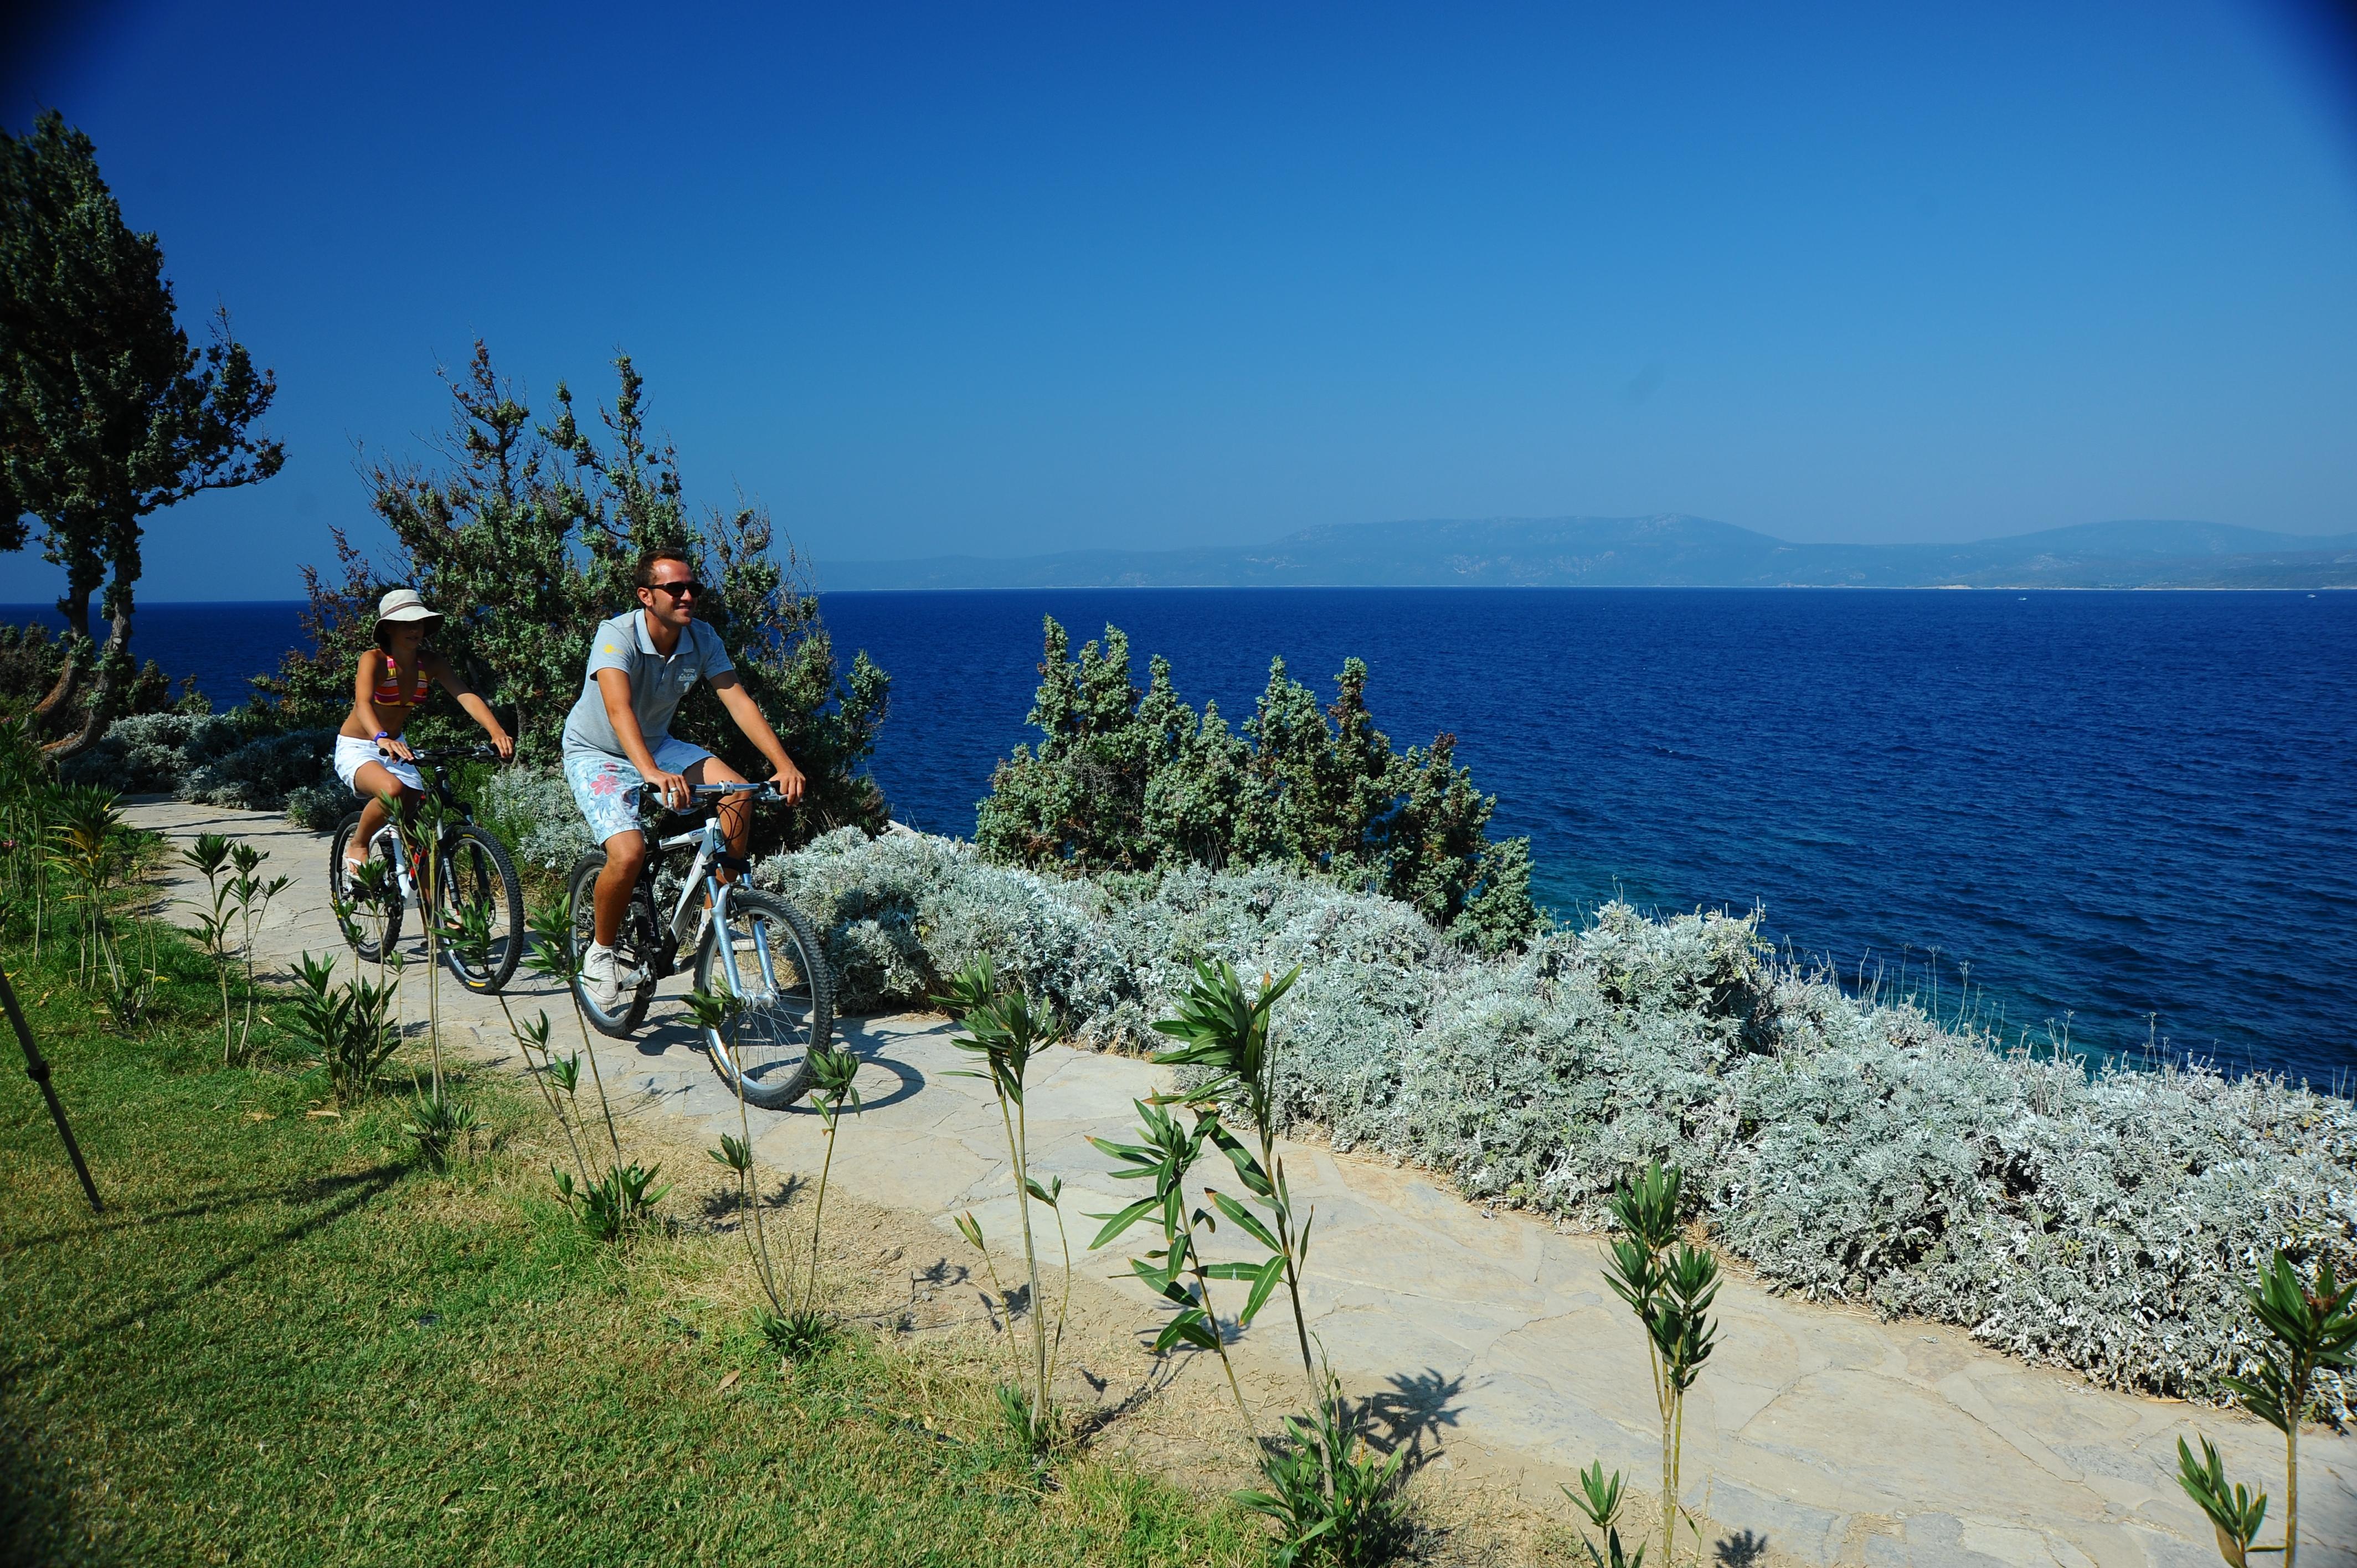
top-left (374, 587), bottom-right (443, 636)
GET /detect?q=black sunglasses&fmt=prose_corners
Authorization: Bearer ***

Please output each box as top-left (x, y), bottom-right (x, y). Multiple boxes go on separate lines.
top-left (645, 579), bottom-right (704, 599)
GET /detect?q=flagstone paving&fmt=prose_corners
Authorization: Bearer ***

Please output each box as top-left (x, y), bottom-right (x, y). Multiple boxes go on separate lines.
top-left (125, 798), bottom-right (2357, 1568)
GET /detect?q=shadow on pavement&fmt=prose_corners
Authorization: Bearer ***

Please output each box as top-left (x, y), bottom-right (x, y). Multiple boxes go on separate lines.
top-left (1362, 1367), bottom-right (1464, 1471)
top-left (1715, 1528), bottom-right (1771, 1566)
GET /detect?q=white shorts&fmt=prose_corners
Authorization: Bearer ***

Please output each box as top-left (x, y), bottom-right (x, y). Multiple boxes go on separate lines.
top-left (333, 734), bottom-right (425, 797)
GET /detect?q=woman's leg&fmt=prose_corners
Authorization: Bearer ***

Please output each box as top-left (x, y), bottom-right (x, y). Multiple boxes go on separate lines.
top-left (348, 764), bottom-right (415, 867)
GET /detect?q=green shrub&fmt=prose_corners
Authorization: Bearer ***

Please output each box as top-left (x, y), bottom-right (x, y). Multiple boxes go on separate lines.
top-left (975, 617), bottom-right (1536, 951)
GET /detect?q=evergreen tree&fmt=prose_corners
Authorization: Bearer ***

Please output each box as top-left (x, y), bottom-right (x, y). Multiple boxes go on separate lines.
top-left (260, 343), bottom-right (889, 850)
top-left (0, 111), bottom-right (281, 753)
top-left (977, 616), bottom-right (1538, 949)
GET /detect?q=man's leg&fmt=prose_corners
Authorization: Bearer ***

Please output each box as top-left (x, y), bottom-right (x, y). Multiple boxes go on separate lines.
top-left (564, 752), bottom-right (653, 1008)
top-left (682, 754), bottom-right (752, 884)
top-left (592, 829), bottom-right (645, 946)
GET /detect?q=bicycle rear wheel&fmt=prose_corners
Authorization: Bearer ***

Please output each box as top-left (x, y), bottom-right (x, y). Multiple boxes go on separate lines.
top-left (327, 811), bottom-right (404, 964)
top-left (694, 889), bottom-right (833, 1111)
top-left (565, 851), bottom-right (657, 1036)
top-left (435, 824), bottom-right (524, 994)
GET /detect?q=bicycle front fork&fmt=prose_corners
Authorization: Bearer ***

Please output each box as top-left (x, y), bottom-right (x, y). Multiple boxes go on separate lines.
top-left (370, 823), bottom-right (426, 905)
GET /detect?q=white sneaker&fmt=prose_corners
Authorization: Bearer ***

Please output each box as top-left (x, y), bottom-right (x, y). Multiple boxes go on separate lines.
top-left (583, 943), bottom-right (622, 1012)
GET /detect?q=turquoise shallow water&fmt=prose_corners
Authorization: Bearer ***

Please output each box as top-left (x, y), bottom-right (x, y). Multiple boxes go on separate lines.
top-left (17, 589), bottom-right (2355, 1085)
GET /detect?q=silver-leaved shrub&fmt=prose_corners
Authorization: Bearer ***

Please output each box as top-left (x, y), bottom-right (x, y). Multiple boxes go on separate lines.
top-left (62, 714), bottom-right (342, 814)
top-left (751, 826), bottom-right (2355, 1412)
top-left (477, 765), bottom-right (598, 872)
top-left (58, 711), bottom-right (245, 795)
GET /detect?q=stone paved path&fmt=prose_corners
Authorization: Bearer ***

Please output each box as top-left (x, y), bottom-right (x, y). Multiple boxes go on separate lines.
top-left (126, 800), bottom-right (2355, 1568)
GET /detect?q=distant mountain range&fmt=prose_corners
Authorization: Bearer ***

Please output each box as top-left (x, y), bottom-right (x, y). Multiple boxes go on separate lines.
top-left (820, 515), bottom-right (2357, 591)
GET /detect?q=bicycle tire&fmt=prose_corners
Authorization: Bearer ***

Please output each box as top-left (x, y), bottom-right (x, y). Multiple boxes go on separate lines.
top-left (694, 889), bottom-right (835, 1111)
top-left (436, 824), bottom-right (524, 994)
top-left (327, 811), bottom-right (404, 964)
top-left (565, 851), bottom-right (656, 1036)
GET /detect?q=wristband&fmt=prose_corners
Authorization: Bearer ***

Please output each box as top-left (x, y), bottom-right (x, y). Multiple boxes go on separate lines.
top-left (372, 730), bottom-right (390, 742)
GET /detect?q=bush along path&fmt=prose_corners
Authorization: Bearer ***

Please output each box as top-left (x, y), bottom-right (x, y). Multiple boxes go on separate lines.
top-left (119, 799), bottom-right (2357, 1567)
top-left (748, 828), bottom-right (2357, 1417)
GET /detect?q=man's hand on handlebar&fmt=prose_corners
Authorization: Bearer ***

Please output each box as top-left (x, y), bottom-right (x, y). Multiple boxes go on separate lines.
top-left (644, 767), bottom-right (691, 812)
top-left (490, 733), bottom-right (515, 763)
top-left (770, 758), bottom-right (806, 805)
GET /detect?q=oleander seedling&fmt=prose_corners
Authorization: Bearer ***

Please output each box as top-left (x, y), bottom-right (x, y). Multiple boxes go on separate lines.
top-left (402, 1076), bottom-right (480, 1172)
top-left (378, 789), bottom-right (449, 1097)
top-left (287, 951), bottom-right (400, 1103)
top-left (2178, 1250), bottom-right (2357, 1568)
top-left (1601, 1160), bottom-right (1719, 1568)
top-left (1563, 1461), bottom-right (1646, 1568)
top-left (1105, 958), bottom-right (1404, 1566)
top-left (524, 893), bottom-right (660, 1240)
top-left (936, 958), bottom-right (1073, 1454)
top-left (692, 989), bottom-right (862, 1359)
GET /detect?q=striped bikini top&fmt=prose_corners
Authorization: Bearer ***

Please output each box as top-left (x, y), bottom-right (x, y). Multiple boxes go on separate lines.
top-left (371, 657), bottom-right (430, 707)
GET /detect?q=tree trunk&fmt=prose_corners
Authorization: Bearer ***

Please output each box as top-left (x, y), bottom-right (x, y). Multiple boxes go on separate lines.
top-left (55, 581), bottom-right (94, 644)
top-left (44, 595), bottom-right (132, 762)
top-left (29, 647), bottom-right (85, 736)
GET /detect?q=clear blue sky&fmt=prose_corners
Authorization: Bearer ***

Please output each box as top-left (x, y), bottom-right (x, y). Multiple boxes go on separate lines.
top-left (4, 0), bottom-right (2355, 602)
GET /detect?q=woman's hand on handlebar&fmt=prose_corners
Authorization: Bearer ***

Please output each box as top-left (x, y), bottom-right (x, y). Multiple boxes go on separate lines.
top-left (378, 735), bottom-right (416, 764)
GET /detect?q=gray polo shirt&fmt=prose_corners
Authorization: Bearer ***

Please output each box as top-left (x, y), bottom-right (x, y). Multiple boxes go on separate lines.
top-left (559, 610), bottom-right (735, 761)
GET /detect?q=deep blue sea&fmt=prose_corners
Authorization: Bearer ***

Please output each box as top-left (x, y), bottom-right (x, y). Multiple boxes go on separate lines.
top-left (12, 590), bottom-right (2354, 1085)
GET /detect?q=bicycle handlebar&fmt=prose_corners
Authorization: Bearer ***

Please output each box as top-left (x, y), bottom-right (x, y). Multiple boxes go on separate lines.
top-left (395, 744), bottom-right (505, 765)
top-left (636, 780), bottom-right (781, 817)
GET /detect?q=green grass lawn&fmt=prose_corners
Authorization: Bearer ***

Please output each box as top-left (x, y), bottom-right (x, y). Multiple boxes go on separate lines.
top-left (0, 924), bottom-right (1259, 1567)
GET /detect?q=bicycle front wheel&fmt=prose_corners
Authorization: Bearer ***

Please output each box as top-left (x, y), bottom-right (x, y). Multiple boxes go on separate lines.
top-left (694, 889), bottom-right (833, 1111)
top-left (435, 824), bottom-right (524, 994)
top-left (327, 811), bottom-right (404, 964)
top-left (566, 851), bottom-right (656, 1037)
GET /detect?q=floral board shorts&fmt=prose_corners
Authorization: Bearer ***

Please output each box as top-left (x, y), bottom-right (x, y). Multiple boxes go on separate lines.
top-left (563, 736), bottom-right (714, 845)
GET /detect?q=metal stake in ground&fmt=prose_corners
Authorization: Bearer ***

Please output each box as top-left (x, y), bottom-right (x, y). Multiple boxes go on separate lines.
top-left (0, 962), bottom-right (103, 1213)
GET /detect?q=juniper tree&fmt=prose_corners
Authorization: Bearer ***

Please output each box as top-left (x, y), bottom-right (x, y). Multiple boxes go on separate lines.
top-left (977, 616), bottom-right (1538, 948)
top-left (0, 111), bottom-right (281, 755)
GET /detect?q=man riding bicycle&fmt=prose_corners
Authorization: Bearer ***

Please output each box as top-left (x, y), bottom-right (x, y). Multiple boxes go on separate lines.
top-left (562, 547), bottom-right (806, 1012)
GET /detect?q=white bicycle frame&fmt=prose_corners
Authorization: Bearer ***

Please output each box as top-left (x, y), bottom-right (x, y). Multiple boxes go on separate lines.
top-left (655, 783), bottom-right (775, 999)
top-left (366, 822), bottom-right (418, 902)
top-left (359, 745), bottom-right (490, 906)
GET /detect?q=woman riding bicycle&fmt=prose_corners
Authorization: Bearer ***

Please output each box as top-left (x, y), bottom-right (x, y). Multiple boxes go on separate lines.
top-left (335, 587), bottom-right (513, 871)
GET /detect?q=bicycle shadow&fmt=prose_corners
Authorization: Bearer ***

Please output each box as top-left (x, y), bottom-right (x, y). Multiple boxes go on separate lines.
top-left (629, 1010), bottom-right (928, 1115)
top-left (833, 1019), bottom-right (927, 1113)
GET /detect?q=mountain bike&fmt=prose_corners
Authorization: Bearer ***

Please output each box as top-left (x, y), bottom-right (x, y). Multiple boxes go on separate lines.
top-left (326, 744), bottom-right (526, 994)
top-left (565, 781), bottom-right (835, 1110)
